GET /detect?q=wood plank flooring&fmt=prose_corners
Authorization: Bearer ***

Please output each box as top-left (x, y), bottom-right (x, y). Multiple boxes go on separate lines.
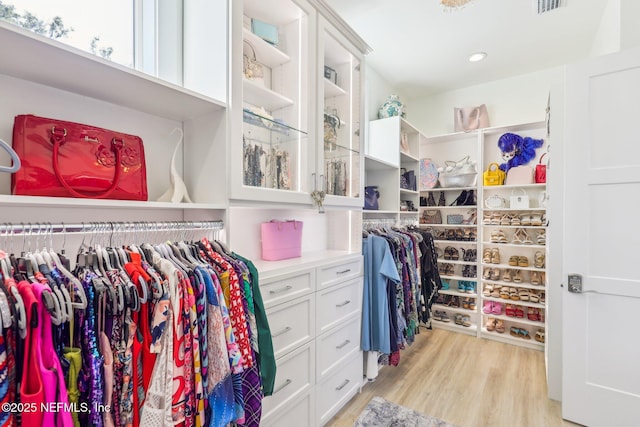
top-left (326, 327), bottom-right (581, 427)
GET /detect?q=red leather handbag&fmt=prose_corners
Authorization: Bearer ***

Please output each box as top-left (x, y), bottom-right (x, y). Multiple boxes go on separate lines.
top-left (535, 153), bottom-right (547, 184)
top-left (11, 114), bottom-right (148, 200)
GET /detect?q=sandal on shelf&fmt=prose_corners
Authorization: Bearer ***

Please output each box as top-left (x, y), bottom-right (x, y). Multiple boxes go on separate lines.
top-left (491, 301), bottom-right (503, 315)
top-left (510, 326), bottom-right (520, 337)
top-left (509, 287), bottom-right (520, 301)
top-left (518, 288), bottom-right (530, 301)
top-left (529, 291), bottom-right (540, 303)
top-left (483, 268), bottom-right (492, 280)
top-left (500, 214), bottom-right (512, 226)
top-left (486, 317), bottom-right (496, 332)
top-left (483, 212), bottom-right (493, 225)
top-left (534, 251), bottom-right (545, 268)
top-left (537, 231), bottom-right (546, 245)
top-left (527, 307), bottom-right (539, 321)
top-left (454, 313), bottom-right (464, 325)
top-left (540, 291), bottom-right (546, 304)
top-left (491, 248), bottom-right (501, 264)
top-left (490, 285), bottom-right (502, 298)
top-left (510, 215), bottom-right (521, 226)
top-left (482, 248), bottom-right (493, 263)
top-left (490, 213), bottom-right (502, 225)
top-left (502, 269), bottom-right (512, 282)
top-left (433, 310), bottom-right (443, 321)
top-left (494, 319), bottom-right (506, 333)
top-left (461, 315), bottom-right (472, 327)
top-left (518, 328), bottom-right (532, 340)
top-left (462, 298), bottom-right (470, 310)
top-left (440, 311), bottom-right (451, 322)
top-left (530, 270), bottom-right (541, 286)
top-left (483, 284), bottom-right (493, 297)
top-left (490, 230), bottom-right (500, 243)
top-left (512, 270), bottom-right (524, 283)
top-left (518, 256), bottom-right (529, 267)
top-left (468, 299), bottom-right (476, 310)
top-left (515, 306), bottom-right (525, 318)
top-left (531, 213), bottom-right (543, 226)
top-left (535, 329), bottom-right (545, 343)
top-left (505, 304), bottom-right (516, 317)
top-left (483, 300), bottom-right (494, 314)
top-left (520, 214), bottom-right (531, 226)
top-left (500, 288), bottom-right (511, 300)
top-left (441, 279), bottom-right (450, 290)
top-left (508, 255), bottom-right (520, 267)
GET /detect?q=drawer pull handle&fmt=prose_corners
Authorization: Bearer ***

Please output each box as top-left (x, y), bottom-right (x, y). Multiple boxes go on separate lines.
top-left (269, 285), bottom-right (293, 294)
top-left (335, 379), bottom-right (350, 391)
top-left (272, 326), bottom-right (292, 337)
top-left (274, 379), bottom-right (292, 394)
top-left (336, 269), bottom-right (351, 275)
top-left (336, 339), bottom-right (351, 349)
top-left (336, 300), bottom-right (351, 307)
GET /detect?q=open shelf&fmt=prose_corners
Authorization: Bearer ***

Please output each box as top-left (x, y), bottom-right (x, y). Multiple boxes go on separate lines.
top-left (243, 28), bottom-right (291, 68)
top-left (421, 186), bottom-right (476, 192)
top-left (324, 78), bottom-right (347, 98)
top-left (243, 78), bottom-right (294, 110)
top-left (0, 22), bottom-right (225, 121)
top-left (0, 194), bottom-right (226, 210)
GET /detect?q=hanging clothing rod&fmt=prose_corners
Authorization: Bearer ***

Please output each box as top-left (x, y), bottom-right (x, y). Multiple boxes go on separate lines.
top-left (0, 220), bottom-right (224, 235)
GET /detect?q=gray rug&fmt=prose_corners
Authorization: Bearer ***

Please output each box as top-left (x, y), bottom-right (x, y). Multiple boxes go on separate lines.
top-left (354, 396), bottom-right (458, 427)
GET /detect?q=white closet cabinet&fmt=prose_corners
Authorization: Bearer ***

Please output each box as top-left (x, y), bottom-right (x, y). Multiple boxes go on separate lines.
top-left (256, 253), bottom-right (363, 427)
top-left (230, 0), bottom-right (368, 208)
top-left (416, 121), bottom-right (548, 349)
top-left (318, 17), bottom-right (365, 208)
top-left (364, 116), bottom-right (422, 225)
top-left (0, 11), bottom-right (227, 226)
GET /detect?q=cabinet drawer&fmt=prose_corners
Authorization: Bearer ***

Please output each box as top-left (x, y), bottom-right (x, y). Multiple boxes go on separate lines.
top-left (316, 316), bottom-right (361, 381)
top-left (261, 389), bottom-right (314, 427)
top-left (316, 351), bottom-right (363, 425)
top-left (262, 342), bottom-right (315, 420)
top-left (261, 269), bottom-right (315, 308)
top-left (317, 278), bottom-right (361, 334)
top-left (267, 294), bottom-right (315, 358)
top-left (317, 257), bottom-right (362, 289)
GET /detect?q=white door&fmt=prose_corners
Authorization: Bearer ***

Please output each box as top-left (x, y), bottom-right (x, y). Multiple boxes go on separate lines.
top-left (563, 47), bottom-right (640, 427)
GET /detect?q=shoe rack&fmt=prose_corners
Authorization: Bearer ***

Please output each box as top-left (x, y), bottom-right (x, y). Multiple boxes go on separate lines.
top-left (479, 123), bottom-right (548, 350)
top-left (419, 131), bottom-right (481, 336)
top-left (420, 121), bottom-right (548, 350)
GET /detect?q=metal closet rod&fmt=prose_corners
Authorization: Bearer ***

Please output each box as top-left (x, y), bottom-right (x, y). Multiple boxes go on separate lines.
top-left (0, 221), bottom-right (224, 235)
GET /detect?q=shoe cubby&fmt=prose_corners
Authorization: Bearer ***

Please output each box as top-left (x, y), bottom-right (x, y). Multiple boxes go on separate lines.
top-left (479, 124), bottom-right (548, 350)
top-left (416, 120), bottom-right (549, 349)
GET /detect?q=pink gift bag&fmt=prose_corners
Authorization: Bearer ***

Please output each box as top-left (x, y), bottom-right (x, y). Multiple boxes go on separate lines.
top-left (260, 220), bottom-right (303, 261)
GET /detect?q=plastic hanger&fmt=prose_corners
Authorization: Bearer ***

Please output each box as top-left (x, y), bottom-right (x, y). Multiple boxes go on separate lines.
top-left (49, 223), bottom-right (87, 309)
top-left (0, 138), bottom-right (20, 173)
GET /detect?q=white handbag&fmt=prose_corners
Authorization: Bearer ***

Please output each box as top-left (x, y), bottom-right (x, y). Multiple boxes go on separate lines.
top-left (485, 194), bottom-right (507, 209)
top-left (510, 189), bottom-right (530, 209)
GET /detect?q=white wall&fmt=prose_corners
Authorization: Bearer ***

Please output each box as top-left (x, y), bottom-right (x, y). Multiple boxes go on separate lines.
top-left (405, 67), bottom-right (562, 136)
top-left (590, 0), bottom-right (640, 56)
top-left (365, 65), bottom-right (409, 122)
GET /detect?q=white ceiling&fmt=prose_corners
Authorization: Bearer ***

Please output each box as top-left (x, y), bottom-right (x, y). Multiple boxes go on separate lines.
top-left (325, 0), bottom-right (610, 98)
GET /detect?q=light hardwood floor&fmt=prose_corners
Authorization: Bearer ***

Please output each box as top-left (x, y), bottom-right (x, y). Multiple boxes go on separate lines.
top-left (326, 327), bottom-right (581, 427)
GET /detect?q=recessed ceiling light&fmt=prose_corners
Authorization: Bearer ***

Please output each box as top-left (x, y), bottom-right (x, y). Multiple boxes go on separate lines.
top-left (469, 52), bottom-right (487, 62)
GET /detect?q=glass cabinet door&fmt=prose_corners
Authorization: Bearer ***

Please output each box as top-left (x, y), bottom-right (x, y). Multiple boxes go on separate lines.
top-left (320, 20), bottom-right (363, 207)
top-left (237, 0), bottom-right (313, 200)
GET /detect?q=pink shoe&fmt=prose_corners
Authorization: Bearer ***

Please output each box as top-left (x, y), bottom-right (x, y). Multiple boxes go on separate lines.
top-left (483, 301), bottom-right (493, 314)
top-left (491, 301), bottom-right (503, 315)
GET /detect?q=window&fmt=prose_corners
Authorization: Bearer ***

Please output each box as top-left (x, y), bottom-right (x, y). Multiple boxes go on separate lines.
top-left (1, 0), bottom-right (183, 85)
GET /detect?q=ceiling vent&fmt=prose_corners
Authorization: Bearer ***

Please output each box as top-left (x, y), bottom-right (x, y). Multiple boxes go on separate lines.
top-left (537, 0), bottom-right (566, 14)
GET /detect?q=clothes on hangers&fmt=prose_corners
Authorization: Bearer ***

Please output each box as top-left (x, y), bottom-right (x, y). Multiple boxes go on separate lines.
top-left (0, 231), bottom-right (273, 427)
top-left (361, 225), bottom-right (436, 381)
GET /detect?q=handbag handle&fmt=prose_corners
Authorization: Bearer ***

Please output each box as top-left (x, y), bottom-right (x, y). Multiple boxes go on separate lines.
top-left (539, 153), bottom-right (547, 164)
top-left (51, 128), bottom-right (123, 199)
top-left (487, 162), bottom-right (500, 171)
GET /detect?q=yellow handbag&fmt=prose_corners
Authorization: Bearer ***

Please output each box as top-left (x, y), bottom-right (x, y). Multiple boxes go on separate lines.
top-left (483, 162), bottom-right (506, 186)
